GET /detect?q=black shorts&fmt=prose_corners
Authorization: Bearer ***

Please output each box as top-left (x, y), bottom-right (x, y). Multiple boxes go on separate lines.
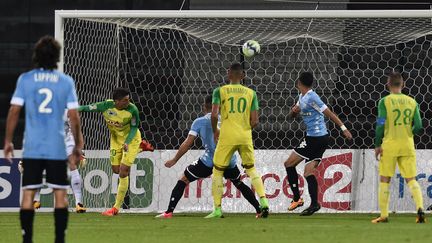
top-left (293, 135), bottom-right (330, 163)
top-left (21, 159), bottom-right (69, 190)
top-left (184, 159), bottom-right (241, 182)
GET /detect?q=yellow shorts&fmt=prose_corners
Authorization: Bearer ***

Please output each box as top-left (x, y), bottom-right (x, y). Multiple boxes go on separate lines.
top-left (379, 154), bottom-right (417, 178)
top-left (110, 134), bottom-right (141, 167)
top-left (213, 144), bottom-right (255, 170)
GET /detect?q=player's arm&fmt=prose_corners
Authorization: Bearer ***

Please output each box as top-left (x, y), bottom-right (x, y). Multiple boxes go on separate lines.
top-left (211, 88), bottom-right (221, 141)
top-left (78, 100), bottom-right (113, 112)
top-left (412, 103), bottom-right (423, 135)
top-left (374, 98), bottom-right (387, 160)
top-left (165, 135), bottom-right (196, 168)
top-left (123, 105), bottom-right (140, 151)
top-left (250, 91), bottom-right (259, 129)
top-left (288, 98), bottom-right (300, 119)
top-left (319, 96), bottom-right (352, 140)
top-left (4, 105), bottom-right (22, 163)
top-left (3, 76), bottom-right (25, 163)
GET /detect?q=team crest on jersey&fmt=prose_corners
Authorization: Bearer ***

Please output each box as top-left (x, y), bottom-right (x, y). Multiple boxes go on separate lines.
top-left (107, 110), bottom-right (117, 116)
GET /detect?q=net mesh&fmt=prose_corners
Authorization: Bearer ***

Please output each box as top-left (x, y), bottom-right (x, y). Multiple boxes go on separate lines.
top-left (61, 15), bottom-right (432, 212)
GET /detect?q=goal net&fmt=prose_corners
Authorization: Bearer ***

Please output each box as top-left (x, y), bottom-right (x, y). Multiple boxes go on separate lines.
top-left (51, 10), bottom-right (432, 213)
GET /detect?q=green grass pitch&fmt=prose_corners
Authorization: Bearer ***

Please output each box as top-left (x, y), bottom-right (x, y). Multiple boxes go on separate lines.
top-left (0, 213), bottom-right (430, 242)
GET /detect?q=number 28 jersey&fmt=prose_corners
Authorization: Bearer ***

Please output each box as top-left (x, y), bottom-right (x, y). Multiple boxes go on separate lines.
top-left (11, 68), bottom-right (79, 160)
top-left (378, 93), bottom-right (420, 156)
top-left (212, 84), bottom-right (259, 145)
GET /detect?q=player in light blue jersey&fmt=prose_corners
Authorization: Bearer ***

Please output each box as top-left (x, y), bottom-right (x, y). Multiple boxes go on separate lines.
top-left (156, 96), bottom-right (262, 218)
top-left (284, 72), bottom-right (352, 216)
top-left (3, 36), bottom-right (83, 243)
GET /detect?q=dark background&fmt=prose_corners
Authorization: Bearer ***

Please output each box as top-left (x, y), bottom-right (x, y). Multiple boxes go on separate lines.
top-left (0, 0), bottom-right (431, 149)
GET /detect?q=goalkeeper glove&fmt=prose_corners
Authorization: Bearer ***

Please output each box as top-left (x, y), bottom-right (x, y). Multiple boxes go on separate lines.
top-left (140, 140), bottom-right (154, 152)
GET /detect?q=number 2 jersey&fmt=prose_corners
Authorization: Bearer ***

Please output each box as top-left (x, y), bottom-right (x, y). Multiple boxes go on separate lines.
top-left (212, 84), bottom-right (259, 145)
top-left (78, 100), bottom-right (141, 147)
top-left (11, 68), bottom-right (79, 160)
top-left (377, 93), bottom-right (422, 156)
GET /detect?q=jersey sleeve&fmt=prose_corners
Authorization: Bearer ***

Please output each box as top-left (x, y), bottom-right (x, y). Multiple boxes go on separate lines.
top-left (308, 93), bottom-right (328, 112)
top-left (412, 103), bottom-right (422, 135)
top-left (66, 78), bottom-right (79, 109)
top-left (212, 87), bottom-right (221, 105)
top-left (251, 91), bottom-right (259, 111)
top-left (374, 98), bottom-right (387, 147)
top-left (78, 100), bottom-right (114, 112)
top-left (124, 104), bottom-right (140, 144)
top-left (10, 75), bottom-right (25, 106)
top-left (189, 118), bottom-right (201, 137)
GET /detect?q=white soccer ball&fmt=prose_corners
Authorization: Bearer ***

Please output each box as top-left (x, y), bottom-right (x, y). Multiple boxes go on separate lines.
top-left (242, 40), bottom-right (260, 58)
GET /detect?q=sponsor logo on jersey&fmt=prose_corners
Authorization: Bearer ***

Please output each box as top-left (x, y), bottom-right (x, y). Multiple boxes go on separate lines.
top-left (106, 119), bottom-right (123, 128)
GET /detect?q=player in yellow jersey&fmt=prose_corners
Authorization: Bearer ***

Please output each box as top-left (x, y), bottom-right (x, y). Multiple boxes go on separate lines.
top-left (206, 63), bottom-right (269, 218)
top-left (79, 88), bottom-right (153, 216)
top-left (372, 72), bottom-right (425, 223)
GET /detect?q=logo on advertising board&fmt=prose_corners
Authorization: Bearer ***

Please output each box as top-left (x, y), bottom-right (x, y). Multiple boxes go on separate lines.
top-left (37, 158), bottom-right (154, 208)
top-left (182, 152), bottom-right (353, 211)
top-left (0, 158), bottom-right (21, 207)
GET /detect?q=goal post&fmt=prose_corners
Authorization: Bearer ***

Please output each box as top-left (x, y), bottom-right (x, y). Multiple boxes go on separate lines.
top-left (53, 10), bottom-right (432, 213)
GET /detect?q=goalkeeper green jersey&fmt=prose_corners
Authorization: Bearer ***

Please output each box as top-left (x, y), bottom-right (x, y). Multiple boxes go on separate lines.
top-left (79, 99), bottom-right (141, 145)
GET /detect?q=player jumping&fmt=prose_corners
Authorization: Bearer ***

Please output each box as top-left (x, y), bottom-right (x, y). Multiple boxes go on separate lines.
top-left (78, 88), bottom-right (153, 216)
top-left (372, 72), bottom-right (425, 223)
top-left (208, 63), bottom-right (269, 218)
top-left (285, 72), bottom-right (352, 216)
top-left (156, 95), bottom-right (263, 218)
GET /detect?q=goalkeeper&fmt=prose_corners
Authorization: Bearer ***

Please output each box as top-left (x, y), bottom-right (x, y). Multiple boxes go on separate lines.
top-left (79, 88), bottom-right (153, 216)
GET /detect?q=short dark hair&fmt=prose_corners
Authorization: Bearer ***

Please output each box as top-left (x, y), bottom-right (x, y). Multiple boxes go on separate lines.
top-left (205, 95), bottom-right (212, 109)
top-left (298, 72), bottom-right (314, 87)
top-left (229, 63), bottom-right (243, 72)
top-left (113, 87), bottom-right (130, 100)
top-left (32, 36), bottom-right (61, 70)
top-left (388, 72), bottom-right (403, 87)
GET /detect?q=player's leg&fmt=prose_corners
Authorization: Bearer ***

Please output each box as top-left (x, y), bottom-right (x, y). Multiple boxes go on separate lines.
top-left (20, 159), bottom-right (44, 243)
top-left (156, 175), bottom-right (190, 218)
top-left (65, 133), bottom-right (86, 213)
top-left (111, 140), bottom-right (141, 214)
top-left (372, 153), bottom-right (395, 223)
top-left (157, 160), bottom-right (211, 218)
top-left (300, 160), bottom-right (321, 216)
top-left (399, 156), bottom-right (425, 223)
top-left (239, 144), bottom-right (269, 215)
top-left (19, 160), bottom-right (42, 209)
top-left (224, 166), bottom-right (262, 217)
top-left (33, 188), bottom-right (42, 209)
top-left (206, 145), bottom-right (236, 218)
top-left (297, 135), bottom-right (329, 216)
top-left (102, 147), bottom-right (122, 216)
top-left (46, 159), bottom-right (70, 243)
top-left (68, 158), bottom-right (86, 213)
top-left (284, 152), bottom-right (304, 210)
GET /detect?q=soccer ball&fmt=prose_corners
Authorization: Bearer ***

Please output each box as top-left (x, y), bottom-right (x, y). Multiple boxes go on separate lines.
top-left (242, 40), bottom-right (260, 58)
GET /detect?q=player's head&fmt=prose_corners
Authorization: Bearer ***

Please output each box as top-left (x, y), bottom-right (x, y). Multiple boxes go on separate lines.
top-left (113, 87), bottom-right (130, 109)
top-left (203, 95), bottom-right (212, 113)
top-left (387, 72), bottom-right (404, 92)
top-left (297, 72), bottom-right (314, 89)
top-left (32, 36), bottom-right (61, 70)
top-left (228, 63), bottom-right (245, 83)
